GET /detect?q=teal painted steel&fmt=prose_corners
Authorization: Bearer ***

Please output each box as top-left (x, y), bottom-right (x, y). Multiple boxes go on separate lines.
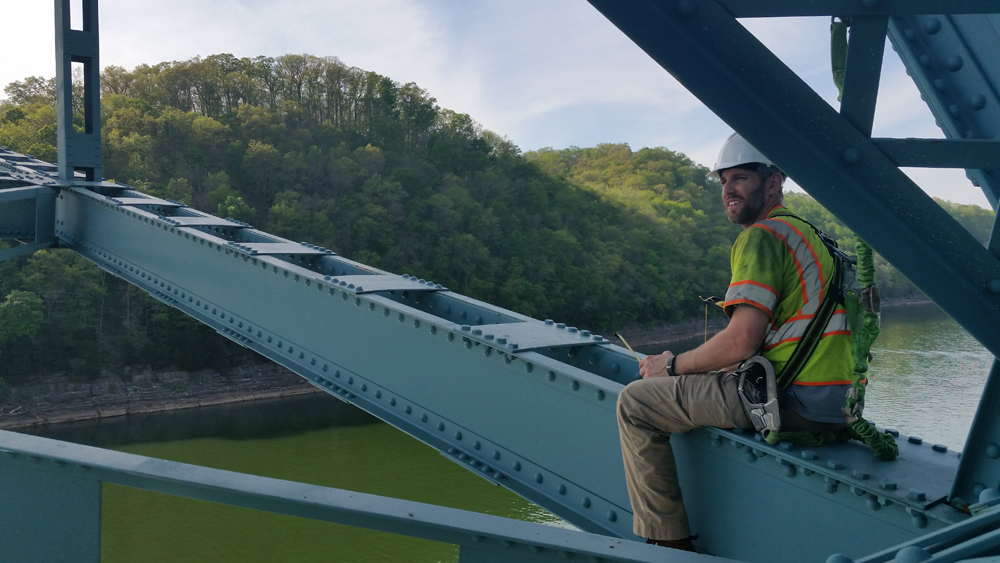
top-left (55, 0), bottom-right (102, 182)
top-left (0, 430), bottom-right (730, 563)
top-left (40, 179), bottom-right (965, 560)
top-left (0, 458), bottom-right (101, 563)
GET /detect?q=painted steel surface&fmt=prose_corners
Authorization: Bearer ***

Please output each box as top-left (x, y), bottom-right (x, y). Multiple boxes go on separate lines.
top-left (0, 430), bottom-right (733, 563)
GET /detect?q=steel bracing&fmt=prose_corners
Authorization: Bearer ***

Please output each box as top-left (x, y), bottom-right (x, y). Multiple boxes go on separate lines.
top-left (2, 1), bottom-right (1000, 562)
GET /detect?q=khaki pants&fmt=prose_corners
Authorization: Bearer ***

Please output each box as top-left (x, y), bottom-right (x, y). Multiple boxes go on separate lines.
top-left (617, 371), bottom-right (752, 540)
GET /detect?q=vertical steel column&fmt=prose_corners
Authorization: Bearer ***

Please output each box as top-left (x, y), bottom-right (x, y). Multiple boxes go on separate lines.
top-left (55, 0), bottom-right (102, 182)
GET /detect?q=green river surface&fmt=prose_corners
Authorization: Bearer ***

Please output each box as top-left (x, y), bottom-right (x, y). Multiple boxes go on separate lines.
top-left (23, 302), bottom-right (991, 562)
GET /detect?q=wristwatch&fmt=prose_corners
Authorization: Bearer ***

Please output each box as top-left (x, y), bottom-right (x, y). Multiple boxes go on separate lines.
top-left (666, 354), bottom-right (678, 377)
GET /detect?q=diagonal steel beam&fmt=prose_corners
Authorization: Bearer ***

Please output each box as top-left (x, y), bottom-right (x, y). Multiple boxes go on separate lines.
top-left (717, 0), bottom-right (1000, 18)
top-left (585, 0), bottom-right (1000, 358)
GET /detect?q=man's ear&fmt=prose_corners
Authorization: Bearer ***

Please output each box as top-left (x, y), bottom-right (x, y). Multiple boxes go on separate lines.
top-left (765, 172), bottom-right (783, 197)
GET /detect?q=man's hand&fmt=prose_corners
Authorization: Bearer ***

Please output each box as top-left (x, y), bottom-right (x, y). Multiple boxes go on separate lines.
top-left (639, 351), bottom-right (674, 379)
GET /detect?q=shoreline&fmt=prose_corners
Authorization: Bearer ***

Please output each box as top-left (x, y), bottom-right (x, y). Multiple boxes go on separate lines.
top-left (0, 297), bottom-right (935, 431)
top-left (0, 363), bottom-right (324, 431)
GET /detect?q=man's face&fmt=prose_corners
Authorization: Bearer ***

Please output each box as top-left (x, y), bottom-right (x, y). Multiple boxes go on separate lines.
top-left (720, 168), bottom-right (768, 227)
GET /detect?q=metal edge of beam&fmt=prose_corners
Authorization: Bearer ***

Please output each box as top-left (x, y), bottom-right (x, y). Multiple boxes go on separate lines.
top-left (0, 431), bottom-right (721, 563)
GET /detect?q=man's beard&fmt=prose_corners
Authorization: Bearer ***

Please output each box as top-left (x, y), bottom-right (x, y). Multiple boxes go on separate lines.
top-left (731, 182), bottom-right (767, 225)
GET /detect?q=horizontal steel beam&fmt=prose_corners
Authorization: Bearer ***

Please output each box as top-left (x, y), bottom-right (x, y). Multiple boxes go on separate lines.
top-left (0, 430), bottom-right (717, 563)
top-left (717, 0), bottom-right (1000, 18)
top-left (873, 139), bottom-right (1000, 169)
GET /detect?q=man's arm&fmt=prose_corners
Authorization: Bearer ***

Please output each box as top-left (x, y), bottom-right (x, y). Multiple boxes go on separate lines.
top-left (639, 305), bottom-right (770, 379)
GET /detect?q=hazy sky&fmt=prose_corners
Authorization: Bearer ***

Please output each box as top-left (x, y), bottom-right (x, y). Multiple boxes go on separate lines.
top-left (2, 0), bottom-right (989, 207)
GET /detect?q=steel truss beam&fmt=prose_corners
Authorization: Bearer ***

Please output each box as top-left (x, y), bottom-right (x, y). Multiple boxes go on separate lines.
top-left (48, 183), bottom-right (966, 561)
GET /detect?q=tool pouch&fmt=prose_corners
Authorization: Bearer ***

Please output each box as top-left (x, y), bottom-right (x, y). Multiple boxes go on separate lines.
top-left (736, 356), bottom-right (782, 434)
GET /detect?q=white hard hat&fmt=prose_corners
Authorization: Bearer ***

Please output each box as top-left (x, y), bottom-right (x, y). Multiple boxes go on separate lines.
top-left (707, 132), bottom-right (775, 180)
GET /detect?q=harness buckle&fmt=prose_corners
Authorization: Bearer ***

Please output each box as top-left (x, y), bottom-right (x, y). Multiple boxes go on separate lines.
top-left (736, 356), bottom-right (782, 434)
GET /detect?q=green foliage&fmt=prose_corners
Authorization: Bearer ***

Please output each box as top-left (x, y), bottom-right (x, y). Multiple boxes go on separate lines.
top-left (0, 53), bottom-right (991, 380)
top-left (0, 290), bottom-right (44, 344)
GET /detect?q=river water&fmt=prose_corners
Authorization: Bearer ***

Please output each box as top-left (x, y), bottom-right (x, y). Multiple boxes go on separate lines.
top-left (24, 302), bottom-right (992, 562)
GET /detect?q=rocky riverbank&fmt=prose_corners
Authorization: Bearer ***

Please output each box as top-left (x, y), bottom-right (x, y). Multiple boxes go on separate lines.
top-left (0, 363), bottom-right (322, 430)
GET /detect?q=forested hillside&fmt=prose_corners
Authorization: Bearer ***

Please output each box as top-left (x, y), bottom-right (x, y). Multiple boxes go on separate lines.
top-left (0, 53), bottom-right (992, 384)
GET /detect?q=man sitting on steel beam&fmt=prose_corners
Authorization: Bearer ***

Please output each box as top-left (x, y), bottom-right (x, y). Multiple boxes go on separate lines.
top-left (617, 132), bottom-right (856, 552)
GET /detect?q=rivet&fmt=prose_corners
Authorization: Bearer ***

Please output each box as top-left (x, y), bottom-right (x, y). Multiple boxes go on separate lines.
top-left (493, 451), bottom-right (501, 460)
top-left (421, 414), bottom-right (428, 422)
top-left (571, 380), bottom-right (580, 391)
top-left (778, 441), bottom-right (794, 451)
top-left (413, 319), bottom-right (420, 328)
top-left (455, 431), bottom-right (463, 440)
top-left (438, 422), bottom-right (445, 431)
top-left (946, 56), bottom-right (964, 72)
top-left (841, 147), bottom-right (862, 164)
top-left (383, 308), bottom-right (390, 316)
top-left (525, 363), bottom-right (533, 373)
top-left (919, 54), bottom-right (932, 68)
top-left (405, 406), bottom-right (412, 414)
top-left (529, 546), bottom-right (543, 554)
top-left (885, 428), bottom-right (900, 437)
top-left (460, 453), bottom-right (470, 461)
top-left (483, 347), bottom-right (492, 357)
top-left (987, 279), bottom-right (1000, 294)
top-left (911, 512), bottom-right (928, 529)
top-left (502, 540), bottom-right (514, 548)
top-left (932, 444), bottom-right (947, 453)
top-left (908, 489), bottom-right (926, 502)
top-left (612, 363), bottom-right (620, 374)
top-left (825, 478), bottom-right (839, 493)
top-left (867, 496), bottom-right (881, 511)
top-left (471, 535), bottom-right (483, 542)
top-left (535, 473), bottom-right (544, 483)
top-left (545, 319), bottom-right (554, 325)
top-left (513, 461), bottom-right (521, 471)
top-left (785, 464), bottom-right (796, 478)
top-left (473, 441), bottom-right (481, 450)
top-left (972, 483), bottom-right (987, 497)
top-left (880, 480), bottom-right (897, 490)
top-left (375, 390), bottom-right (382, 398)
top-left (558, 484), bottom-right (567, 495)
top-left (985, 443), bottom-right (1000, 458)
top-left (908, 436), bottom-right (923, 445)
top-left (949, 104), bottom-right (962, 118)
top-left (596, 390), bottom-right (605, 401)
top-left (711, 436), bottom-right (723, 447)
top-left (745, 451), bottom-right (757, 463)
top-left (801, 451), bottom-right (818, 460)
top-left (828, 460), bottom-right (843, 470)
top-left (923, 17), bottom-right (941, 35)
top-left (970, 94), bottom-right (987, 111)
top-left (607, 510), bottom-right (617, 522)
top-left (582, 497), bottom-right (591, 508)
top-left (547, 371), bottom-right (556, 382)
top-left (853, 469), bottom-right (870, 480)
top-left (361, 384), bottom-right (367, 391)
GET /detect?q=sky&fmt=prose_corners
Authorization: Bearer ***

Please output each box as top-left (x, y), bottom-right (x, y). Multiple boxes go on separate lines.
top-left (1, 0), bottom-right (989, 208)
